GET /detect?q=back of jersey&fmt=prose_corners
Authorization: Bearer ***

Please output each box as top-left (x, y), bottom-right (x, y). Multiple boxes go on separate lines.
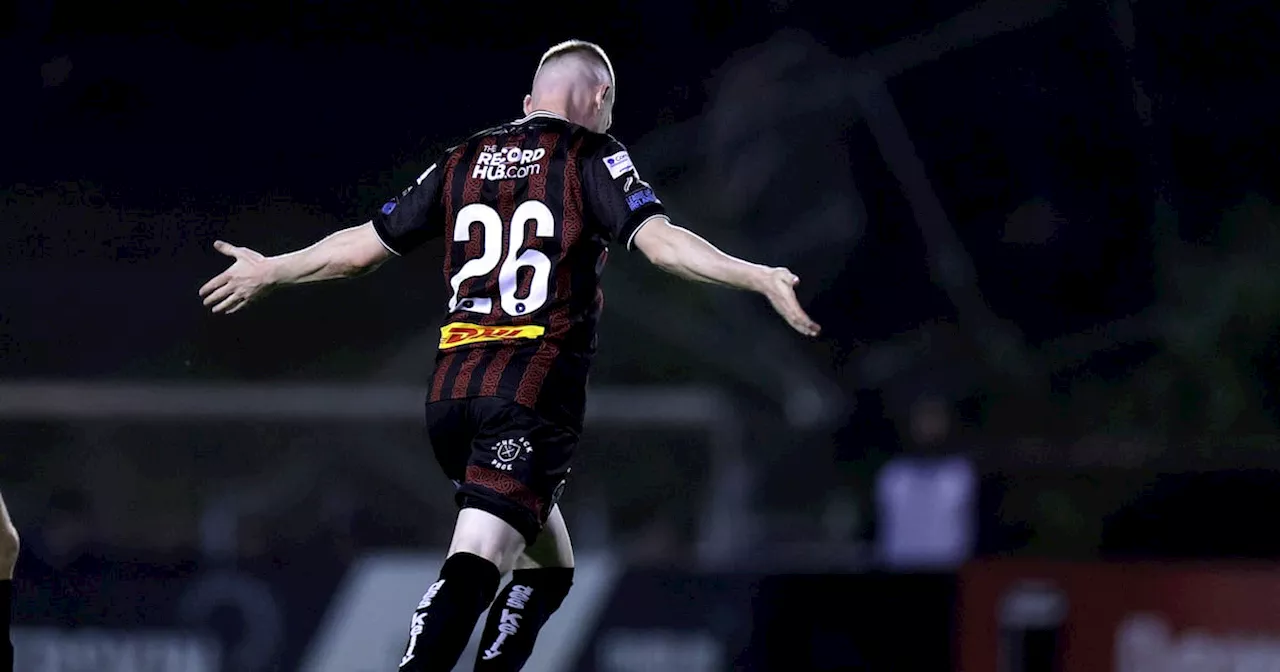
top-left (371, 111), bottom-right (667, 429)
top-left (438, 113), bottom-right (596, 352)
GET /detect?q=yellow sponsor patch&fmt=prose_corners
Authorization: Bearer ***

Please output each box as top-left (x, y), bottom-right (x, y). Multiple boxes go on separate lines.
top-left (439, 322), bottom-right (545, 349)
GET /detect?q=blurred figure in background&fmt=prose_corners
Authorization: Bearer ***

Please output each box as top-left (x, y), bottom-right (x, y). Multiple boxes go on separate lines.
top-left (14, 489), bottom-right (105, 626)
top-left (21, 490), bottom-right (99, 573)
top-left (1, 489), bottom-right (19, 672)
top-left (874, 394), bottom-right (977, 570)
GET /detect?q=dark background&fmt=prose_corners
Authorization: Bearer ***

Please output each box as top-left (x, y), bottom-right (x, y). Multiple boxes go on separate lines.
top-left (3, 0), bottom-right (1280, 669)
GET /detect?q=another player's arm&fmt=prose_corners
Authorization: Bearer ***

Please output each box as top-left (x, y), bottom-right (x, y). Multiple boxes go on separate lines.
top-left (584, 140), bottom-right (820, 337)
top-left (1, 489), bottom-right (17, 672)
top-left (0, 490), bottom-right (16, 580)
top-left (200, 158), bottom-right (449, 314)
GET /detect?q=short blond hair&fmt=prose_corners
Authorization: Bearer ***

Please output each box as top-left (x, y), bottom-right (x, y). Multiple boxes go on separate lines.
top-left (536, 40), bottom-right (616, 88)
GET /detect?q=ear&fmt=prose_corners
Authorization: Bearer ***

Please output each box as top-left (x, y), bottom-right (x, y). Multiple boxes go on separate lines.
top-left (595, 84), bottom-right (610, 109)
top-left (523, 94), bottom-right (534, 116)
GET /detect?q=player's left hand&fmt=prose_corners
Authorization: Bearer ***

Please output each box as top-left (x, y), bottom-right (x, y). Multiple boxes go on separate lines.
top-left (761, 267), bottom-right (821, 338)
top-left (199, 240), bottom-right (275, 314)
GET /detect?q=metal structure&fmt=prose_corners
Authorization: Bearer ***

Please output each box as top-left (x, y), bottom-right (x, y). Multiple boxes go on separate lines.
top-left (0, 381), bottom-right (749, 565)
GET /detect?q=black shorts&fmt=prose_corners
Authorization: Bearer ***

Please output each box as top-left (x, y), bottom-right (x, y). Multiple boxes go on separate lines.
top-left (425, 396), bottom-right (577, 546)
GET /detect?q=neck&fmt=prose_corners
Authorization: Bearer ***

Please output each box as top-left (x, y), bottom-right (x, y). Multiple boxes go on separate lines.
top-left (527, 91), bottom-right (574, 119)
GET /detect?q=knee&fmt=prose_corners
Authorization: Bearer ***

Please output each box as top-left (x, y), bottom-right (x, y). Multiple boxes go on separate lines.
top-left (449, 508), bottom-right (527, 572)
top-left (517, 541), bottom-right (573, 571)
top-left (450, 534), bottom-right (521, 571)
top-left (514, 554), bottom-right (552, 571)
top-left (520, 504), bottom-right (574, 570)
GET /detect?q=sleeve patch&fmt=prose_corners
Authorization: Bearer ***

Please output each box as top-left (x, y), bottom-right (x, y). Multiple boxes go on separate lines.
top-left (603, 151), bottom-right (634, 179)
top-left (626, 188), bottom-right (658, 211)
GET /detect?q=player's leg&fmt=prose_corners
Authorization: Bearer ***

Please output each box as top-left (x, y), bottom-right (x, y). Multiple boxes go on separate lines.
top-left (396, 398), bottom-right (572, 672)
top-left (397, 508), bottom-right (526, 672)
top-left (473, 504), bottom-right (575, 670)
top-left (396, 400), bottom-right (519, 672)
top-left (517, 501), bottom-right (574, 570)
top-left (1, 490), bottom-right (19, 672)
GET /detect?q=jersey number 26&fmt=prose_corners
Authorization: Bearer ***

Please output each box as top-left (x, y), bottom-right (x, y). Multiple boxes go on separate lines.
top-left (448, 200), bottom-right (554, 317)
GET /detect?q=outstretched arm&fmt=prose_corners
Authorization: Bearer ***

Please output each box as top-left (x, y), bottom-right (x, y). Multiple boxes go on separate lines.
top-left (200, 147), bottom-right (452, 315)
top-left (632, 217), bottom-right (821, 337)
top-left (199, 222), bottom-right (391, 314)
top-left (579, 137), bottom-right (819, 338)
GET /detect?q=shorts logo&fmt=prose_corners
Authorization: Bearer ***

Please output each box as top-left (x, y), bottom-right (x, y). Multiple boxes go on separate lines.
top-left (491, 437), bottom-right (533, 471)
top-left (603, 150), bottom-right (633, 179)
top-left (626, 187), bottom-right (658, 212)
top-left (438, 322), bottom-right (545, 349)
top-left (381, 200), bottom-right (397, 215)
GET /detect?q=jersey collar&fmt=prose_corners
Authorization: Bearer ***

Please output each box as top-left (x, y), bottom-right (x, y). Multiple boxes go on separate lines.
top-left (515, 110), bottom-right (571, 124)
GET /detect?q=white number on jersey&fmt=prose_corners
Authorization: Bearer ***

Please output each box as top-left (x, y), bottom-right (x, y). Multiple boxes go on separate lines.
top-left (448, 200), bottom-right (555, 317)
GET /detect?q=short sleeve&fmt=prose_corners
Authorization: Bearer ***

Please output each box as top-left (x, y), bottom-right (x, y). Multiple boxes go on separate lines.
top-left (582, 137), bottom-right (668, 250)
top-left (371, 150), bottom-right (452, 255)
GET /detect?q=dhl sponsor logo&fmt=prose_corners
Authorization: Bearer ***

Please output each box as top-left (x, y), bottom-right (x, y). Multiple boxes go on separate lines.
top-left (439, 322), bottom-right (545, 349)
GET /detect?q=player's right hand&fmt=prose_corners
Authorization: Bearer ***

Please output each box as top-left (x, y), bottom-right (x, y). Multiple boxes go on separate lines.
top-left (199, 240), bottom-right (275, 314)
top-left (761, 267), bottom-right (821, 338)
top-left (0, 490), bottom-right (19, 578)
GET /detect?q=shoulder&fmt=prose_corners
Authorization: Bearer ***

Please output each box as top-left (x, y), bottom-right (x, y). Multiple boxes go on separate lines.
top-left (440, 123), bottom-right (510, 159)
top-left (579, 130), bottom-right (626, 155)
top-left (467, 120), bottom-right (512, 141)
top-left (575, 132), bottom-right (634, 175)
top-left (431, 124), bottom-right (504, 166)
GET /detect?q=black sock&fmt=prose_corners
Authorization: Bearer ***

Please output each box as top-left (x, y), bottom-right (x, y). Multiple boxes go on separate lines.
top-left (474, 567), bottom-right (574, 670)
top-left (397, 553), bottom-right (501, 672)
top-left (2, 580), bottom-right (12, 672)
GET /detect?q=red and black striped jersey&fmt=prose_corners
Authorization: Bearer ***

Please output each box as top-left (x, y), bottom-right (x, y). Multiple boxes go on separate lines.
top-left (371, 111), bottom-right (667, 430)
